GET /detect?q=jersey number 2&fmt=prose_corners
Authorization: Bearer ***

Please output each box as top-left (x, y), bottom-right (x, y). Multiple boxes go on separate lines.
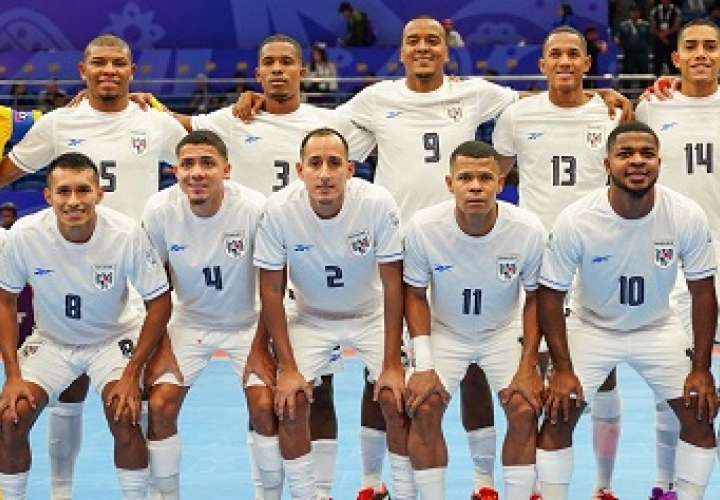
top-left (325, 265), bottom-right (344, 288)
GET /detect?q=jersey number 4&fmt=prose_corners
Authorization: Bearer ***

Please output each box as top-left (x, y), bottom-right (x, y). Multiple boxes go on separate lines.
top-left (685, 143), bottom-right (713, 174)
top-left (202, 266), bottom-right (223, 290)
top-left (551, 155), bottom-right (576, 186)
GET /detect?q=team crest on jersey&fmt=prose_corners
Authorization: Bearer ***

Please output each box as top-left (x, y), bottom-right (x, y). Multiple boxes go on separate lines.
top-left (446, 100), bottom-right (463, 122)
top-left (584, 126), bottom-right (604, 150)
top-left (497, 256), bottom-right (518, 281)
top-left (347, 229), bottom-right (372, 256)
top-left (130, 130), bottom-right (148, 156)
top-left (224, 231), bottom-right (246, 259)
top-left (92, 265), bottom-right (116, 291)
top-left (654, 241), bottom-right (675, 269)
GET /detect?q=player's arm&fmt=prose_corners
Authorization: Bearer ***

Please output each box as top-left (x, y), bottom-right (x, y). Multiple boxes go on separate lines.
top-left (0, 106), bottom-right (40, 187)
top-left (0, 157), bottom-right (25, 187)
top-left (592, 89), bottom-right (633, 121)
top-left (497, 155), bottom-right (516, 177)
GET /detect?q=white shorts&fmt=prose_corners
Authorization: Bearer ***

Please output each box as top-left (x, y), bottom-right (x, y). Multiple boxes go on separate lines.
top-left (290, 310), bottom-right (384, 383)
top-left (429, 322), bottom-right (522, 397)
top-left (567, 315), bottom-right (692, 403)
top-left (154, 324), bottom-right (255, 387)
top-left (19, 332), bottom-right (138, 402)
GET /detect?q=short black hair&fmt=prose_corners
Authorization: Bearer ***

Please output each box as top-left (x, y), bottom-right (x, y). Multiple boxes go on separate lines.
top-left (47, 152), bottom-right (99, 187)
top-left (678, 18), bottom-right (720, 46)
top-left (606, 121), bottom-right (659, 152)
top-left (339, 2), bottom-right (352, 13)
top-left (300, 127), bottom-right (349, 159)
top-left (175, 130), bottom-right (228, 160)
top-left (258, 34), bottom-right (303, 63)
top-left (449, 141), bottom-right (500, 171)
top-left (543, 25), bottom-right (588, 54)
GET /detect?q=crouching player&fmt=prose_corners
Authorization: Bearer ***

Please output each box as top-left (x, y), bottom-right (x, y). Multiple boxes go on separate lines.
top-left (141, 131), bottom-right (267, 499)
top-left (253, 128), bottom-right (409, 499)
top-left (401, 141), bottom-right (545, 500)
top-left (0, 152), bottom-right (170, 499)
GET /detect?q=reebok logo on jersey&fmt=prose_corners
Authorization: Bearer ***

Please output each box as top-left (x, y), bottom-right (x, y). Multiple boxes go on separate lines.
top-left (527, 132), bottom-right (543, 141)
top-left (591, 254), bottom-right (612, 263)
top-left (293, 244), bottom-right (314, 252)
top-left (244, 135), bottom-right (261, 144)
top-left (433, 264), bottom-right (453, 272)
top-left (169, 244), bottom-right (187, 252)
top-left (660, 122), bottom-right (678, 132)
top-left (67, 138), bottom-right (85, 147)
top-left (33, 267), bottom-right (53, 276)
top-left (385, 111), bottom-right (402, 119)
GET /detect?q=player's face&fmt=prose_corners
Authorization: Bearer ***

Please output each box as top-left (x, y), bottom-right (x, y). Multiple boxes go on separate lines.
top-left (540, 33), bottom-right (590, 91)
top-left (446, 156), bottom-right (505, 215)
top-left (605, 132), bottom-right (660, 198)
top-left (673, 25), bottom-right (720, 83)
top-left (44, 168), bottom-right (103, 230)
top-left (256, 42), bottom-right (304, 102)
top-left (79, 45), bottom-right (135, 101)
top-left (401, 19), bottom-right (448, 79)
top-left (175, 144), bottom-right (231, 205)
top-left (297, 135), bottom-right (354, 209)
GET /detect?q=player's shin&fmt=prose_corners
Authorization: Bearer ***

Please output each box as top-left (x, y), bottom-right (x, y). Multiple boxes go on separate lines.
top-left (591, 386), bottom-right (622, 491)
top-left (0, 471), bottom-right (29, 500)
top-left (467, 426), bottom-right (497, 491)
top-left (674, 440), bottom-right (716, 500)
top-left (536, 447), bottom-right (573, 500)
top-left (311, 438), bottom-right (337, 498)
top-left (147, 434), bottom-right (181, 499)
top-left (48, 402), bottom-right (84, 500)
top-left (253, 432), bottom-right (283, 500)
top-left (117, 467), bottom-right (150, 500)
top-left (655, 402), bottom-right (680, 491)
top-left (360, 426), bottom-right (387, 489)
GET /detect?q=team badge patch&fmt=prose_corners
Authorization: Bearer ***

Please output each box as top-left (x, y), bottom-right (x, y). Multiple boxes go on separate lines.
top-left (20, 344), bottom-right (39, 358)
top-left (584, 126), bottom-right (604, 150)
top-left (145, 248), bottom-right (160, 270)
top-left (347, 229), bottom-right (372, 256)
top-left (446, 100), bottom-right (463, 122)
top-left (92, 264), bottom-right (116, 291)
top-left (654, 241), bottom-right (675, 269)
top-left (130, 130), bottom-right (148, 156)
top-left (497, 256), bottom-right (518, 281)
top-left (118, 338), bottom-right (134, 358)
top-left (224, 231), bottom-right (246, 259)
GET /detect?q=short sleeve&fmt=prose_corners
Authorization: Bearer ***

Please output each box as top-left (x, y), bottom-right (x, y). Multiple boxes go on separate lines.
top-left (538, 212), bottom-right (581, 291)
top-left (679, 203), bottom-right (717, 281)
top-left (373, 192), bottom-right (403, 263)
top-left (128, 226), bottom-right (169, 301)
top-left (0, 230), bottom-right (29, 294)
top-left (337, 85), bottom-right (377, 133)
top-left (326, 110), bottom-right (376, 161)
top-left (157, 112), bottom-right (187, 164)
top-left (492, 105), bottom-right (516, 157)
top-left (402, 218), bottom-right (431, 288)
top-left (141, 200), bottom-right (168, 263)
top-left (253, 204), bottom-right (287, 270)
top-left (473, 78), bottom-right (519, 122)
top-left (191, 107), bottom-right (234, 144)
top-left (520, 222), bottom-right (546, 291)
top-left (8, 110), bottom-right (56, 173)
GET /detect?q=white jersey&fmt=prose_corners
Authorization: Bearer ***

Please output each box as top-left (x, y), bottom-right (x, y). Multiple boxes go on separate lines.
top-left (0, 206), bottom-right (168, 345)
top-left (404, 200), bottom-right (545, 337)
top-left (191, 103), bottom-right (375, 196)
top-left (539, 186), bottom-right (716, 331)
top-left (9, 100), bottom-right (187, 221)
top-left (254, 178), bottom-right (402, 318)
top-left (142, 181), bottom-right (265, 331)
top-left (492, 93), bottom-right (619, 231)
top-left (636, 92), bottom-right (720, 238)
top-left (340, 76), bottom-right (518, 222)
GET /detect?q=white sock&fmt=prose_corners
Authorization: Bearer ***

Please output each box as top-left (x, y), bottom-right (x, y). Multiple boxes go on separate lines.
top-left (414, 467), bottom-right (446, 500)
top-left (674, 440), bottom-right (715, 499)
top-left (466, 427), bottom-right (496, 490)
top-left (655, 402), bottom-right (680, 490)
top-left (246, 432), bottom-right (264, 499)
top-left (503, 464), bottom-right (535, 500)
top-left (591, 388), bottom-right (621, 490)
top-left (360, 426), bottom-right (386, 489)
top-left (116, 467), bottom-right (149, 500)
top-left (536, 447), bottom-right (573, 500)
top-left (311, 438), bottom-right (337, 498)
top-left (283, 453), bottom-right (316, 500)
top-left (388, 452), bottom-right (417, 500)
top-left (48, 402), bottom-right (84, 500)
top-left (148, 434), bottom-right (181, 499)
top-left (254, 433), bottom-right (283, 500)
top-left (0, 471), bottom-right (29, 500)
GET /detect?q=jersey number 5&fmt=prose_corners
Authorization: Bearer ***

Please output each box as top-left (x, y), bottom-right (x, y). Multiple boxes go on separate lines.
top-left (100, 160), bottom-right (117, 192)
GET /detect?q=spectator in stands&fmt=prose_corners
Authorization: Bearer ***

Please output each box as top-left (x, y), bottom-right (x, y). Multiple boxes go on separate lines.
top-left (650, 0), bottom-right (682, 75)
top-left (553, 3), bottom-right (578, 28)
top-left (708, 3), bottom-right (720, 24)
top-left (304, 43), bottom-right (339, 105)
top-left (441, 18), bottom-right (465, 48)
top-left (190, 73), bottom-right (211, 113)
top-left (9, 82), bottom-right (33, 110)
top-left (584, 26), bottom-right (610, 87)
top-left (338, 2), bottom-right (376, 46)
top-left (37, 79), bottom-right (67, 112)
top-left (0, 201), bottom-right (18, 229)
top-left (616, 3), bottom-right (651, 86)
top-left (224, 68), bottom-right (249, 106)
top-left (681, 0), bottom-right (711, 22)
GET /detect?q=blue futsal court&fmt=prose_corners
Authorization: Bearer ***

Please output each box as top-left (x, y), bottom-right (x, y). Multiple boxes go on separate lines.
top-left (11, 356), bottom-right (720, 499)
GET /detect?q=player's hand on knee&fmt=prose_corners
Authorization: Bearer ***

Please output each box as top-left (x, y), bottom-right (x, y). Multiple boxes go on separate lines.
top-left (232, 91), bottom-right (265, 122)
top-left (243, 343), bottom-right (278, 389)
top-left (545, 368), bottom-right (584, 424)
top-left (274, 368), bottom-right (311, 421)
top-left (0, 378), bottom-right (37, 424)
top-left (105, 374), bottom-right (142, 426)
top-left (683, 369), bottom-right (718, 423)
top-left (374, 364), bottom-right (405, 414)
top-left (404, 370), bottom-right (448, 418)
top-left (502, 363), bottom-right (544, 416)
top-left (595, 88), bottom-right (634, 121)
top-left (144, 337), bottom-right (184, 388)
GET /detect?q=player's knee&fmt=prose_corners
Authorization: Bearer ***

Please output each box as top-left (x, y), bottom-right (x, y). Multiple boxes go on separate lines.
top-left (377, 387), bottom-right (401, 416)
top-left (148, 386), bottom-right (181, 427)
top-left (281, 391), bottom-right (310, 426)
top-left (0, 405), bottom-right (33, 442)
top-left (505, 395), bottom-right (536, 435)
top-left (247, 386), bottom-right (277, 435)
top-left (412, 394), bottom-right (444, 433)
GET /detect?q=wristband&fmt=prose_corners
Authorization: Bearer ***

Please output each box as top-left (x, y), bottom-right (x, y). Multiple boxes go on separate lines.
top-left (413, 335), bottom-right (434, 371)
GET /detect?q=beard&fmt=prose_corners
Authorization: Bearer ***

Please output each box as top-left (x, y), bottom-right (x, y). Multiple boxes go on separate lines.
top-left (268, 91), bottom-right (290, 103)
top-left (609, 171), bottom-right (657, 199)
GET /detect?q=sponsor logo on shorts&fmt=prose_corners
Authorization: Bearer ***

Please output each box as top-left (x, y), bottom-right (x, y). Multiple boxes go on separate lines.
top-left (654, 241), bottom-right (675, 269)
top-left (585, 126), bottom-right (604, 150)
top-left (224, 231), bottom-right (246, 259)
top-left (92, 264), bottom-right (116, 291)
top-left (497, 255), bottom-right (518, 281)
top-left (347, 229), bottom-right (372, 256)
top-left (130, 130), bottom-right (148, 156)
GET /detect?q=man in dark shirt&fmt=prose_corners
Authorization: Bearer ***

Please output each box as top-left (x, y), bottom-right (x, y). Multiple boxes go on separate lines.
top-left (339, 2), bottom-right (376, 47)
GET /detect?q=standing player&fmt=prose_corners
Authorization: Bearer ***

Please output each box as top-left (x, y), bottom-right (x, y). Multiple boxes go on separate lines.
top-left (0, 34), bottom-right (187, 500)
top-left (253, 128), bottom-right (407, 499)
top-left (536, 121), bottom-right (718, 500)
top-left (141, 130), bottom-right (269, 499)
top-left (0, 153), bottom-right (171, 500)
top-left (402, 141), bottom-right (545, 499)
top-left (492, 26), bottom-right (623, 500)
top-left (635, 19), bottom-right (720, 496)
